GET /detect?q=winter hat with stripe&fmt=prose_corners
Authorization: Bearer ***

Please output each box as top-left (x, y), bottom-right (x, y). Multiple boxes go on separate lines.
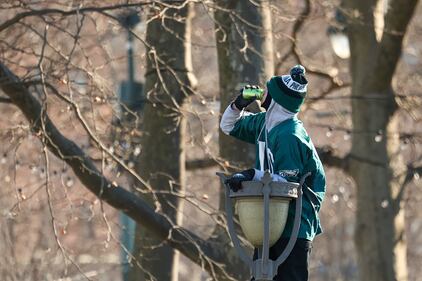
top-left (266, 65), bottom-right (308, 113)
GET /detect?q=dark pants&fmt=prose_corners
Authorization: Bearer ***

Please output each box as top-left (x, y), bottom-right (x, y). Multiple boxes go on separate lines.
top-left (251, 238), bottom-right (312, 281)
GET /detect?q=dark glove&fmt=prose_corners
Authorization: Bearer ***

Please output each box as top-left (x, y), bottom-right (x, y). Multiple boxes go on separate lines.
top-left (232, 85), bottom-right (261, 110)
top-left (224, 169), bottom-right (255, 192)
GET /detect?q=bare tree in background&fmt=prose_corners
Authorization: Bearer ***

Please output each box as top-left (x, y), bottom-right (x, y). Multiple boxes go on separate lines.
top-left (0, 1), bottom-right (247, 280)
top-left (269, 0), bottom-right (421, 279)
top-left (340, 0), bottom-right (419, 280)
top-left (215, 0), bottom-right (274, 173)
top-left (128, 2), bottom-right (195, 281)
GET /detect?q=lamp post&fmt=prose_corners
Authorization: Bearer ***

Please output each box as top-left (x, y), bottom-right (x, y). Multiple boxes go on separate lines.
top-left (118, 11), bottom-right (143, 114)
top-left (328, 1), bottom-right (389, 59)
top-left (117, 10), bottom-right (142, 281)
top-left (217, 171), bottom-right (310, 280)
top-left (327, 9), bottom-right (350, 59)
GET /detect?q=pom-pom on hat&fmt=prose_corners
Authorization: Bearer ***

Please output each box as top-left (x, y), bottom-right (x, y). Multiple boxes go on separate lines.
top-left (266, 65), bottom-right (308, 113)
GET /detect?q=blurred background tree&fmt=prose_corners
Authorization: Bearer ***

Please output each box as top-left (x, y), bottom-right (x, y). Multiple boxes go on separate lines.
top-left (340, 0), bottom-right (419, 280)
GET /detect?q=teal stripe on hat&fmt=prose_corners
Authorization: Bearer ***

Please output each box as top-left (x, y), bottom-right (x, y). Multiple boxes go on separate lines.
top-left (266, 76), bottom-right (306, 113)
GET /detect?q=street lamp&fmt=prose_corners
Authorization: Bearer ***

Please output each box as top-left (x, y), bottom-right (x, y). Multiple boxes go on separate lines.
top-left (327, 9), bottom-right (350, 59)
top-left (118, 11), bottom-right (144, 114)
top-left (217, 171), bottom-right (311, 280)
top-left (117, 10), bottom-right (142, 281)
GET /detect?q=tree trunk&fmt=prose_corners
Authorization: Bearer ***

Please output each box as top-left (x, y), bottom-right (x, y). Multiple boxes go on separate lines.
top-left (211, 1), bottom-right (275, 280)
top-left (342, 0), bottom-right (419, 280)
top-left (128, 3), bottom-right (194, 281)
top-left (350, 87), bottom-right (407, 281)
top-left (0, 61), bottom-right (259, 281)
top-left (215, 0), bottom-right (274, 197)
top-left (215, 0), bottom-right (274, 171)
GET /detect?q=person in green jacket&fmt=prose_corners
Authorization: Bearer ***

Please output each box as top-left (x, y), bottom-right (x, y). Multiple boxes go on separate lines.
top-left (220, 65), bottom-right (326, 281)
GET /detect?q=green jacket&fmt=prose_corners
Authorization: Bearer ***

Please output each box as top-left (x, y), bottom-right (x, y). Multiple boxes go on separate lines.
top-left (229, 111), bottom-right (326, 241)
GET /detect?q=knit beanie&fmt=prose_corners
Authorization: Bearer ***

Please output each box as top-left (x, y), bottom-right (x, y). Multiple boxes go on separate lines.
top-left (266, 65), bottom-right (308, 113)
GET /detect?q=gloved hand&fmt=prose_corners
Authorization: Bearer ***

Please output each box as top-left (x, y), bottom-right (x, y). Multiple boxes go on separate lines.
top-left (224, 169), bottom-right (255, 192)
top-left (232, 85), bottom-right (261, 110)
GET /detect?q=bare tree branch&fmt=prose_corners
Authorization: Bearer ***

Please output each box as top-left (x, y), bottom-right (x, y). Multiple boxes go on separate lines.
top-left (274, 0), bottom-right (349, 107)
top-left (371, 0), bottom-right (420, 90)
top-left (274, 0), bottom-right (311, 72)
top-left (186, 158), bottom-right (221, 170)
top-left (0, 61), bottom-right (246, 281)
top-left (0, 96), bottom-right (13, 103)
top-left (394, 163), bottom-right (422, 213)
top-left (403, 164), bottom-right (422, 187)
top-left (316, 146), bottom-right (350, 172)
top-left (0, 3), bottom-right (153, 32)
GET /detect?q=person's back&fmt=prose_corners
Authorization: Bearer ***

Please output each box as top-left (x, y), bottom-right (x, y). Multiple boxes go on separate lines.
top-left (220, 65), bottom-right (326, 281)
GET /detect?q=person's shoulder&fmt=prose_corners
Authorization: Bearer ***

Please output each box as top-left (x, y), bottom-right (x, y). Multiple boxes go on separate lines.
top-left (248, 111), bottom-right (266, 127)
top-left (275, 120), bottom-right (313, 148)
top-left (242, 111), bottom-right (266, 120)
top-left (291, 118), bottom-right (311, 140)
top-left (291, 117), bottom-right (306, 131)
top-left (234, 110), bottom-right (266, 125)
top-left (255, 111), bottom-right (266, 119)
top-left (273, 129), bottom-right (303, 147)
top-left (274, 118), bottom-right (306, 137)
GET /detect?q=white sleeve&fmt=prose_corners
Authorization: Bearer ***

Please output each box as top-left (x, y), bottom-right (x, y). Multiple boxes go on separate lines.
top-left (220, 104), bottom-right (241, 135)
top-left (220, 104), bottom-right (254, 135)
top-left (252, 169), bottom-right (287, 182)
